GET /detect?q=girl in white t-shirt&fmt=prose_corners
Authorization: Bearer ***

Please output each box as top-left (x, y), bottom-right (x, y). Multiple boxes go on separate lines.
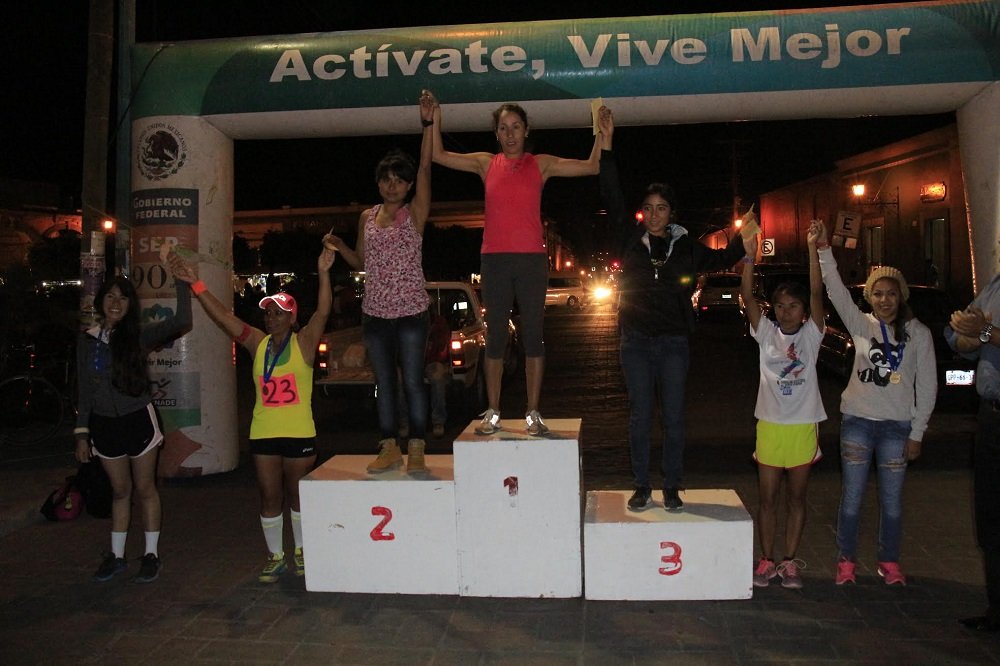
top-left (740, 221), bottom-right (827, 590)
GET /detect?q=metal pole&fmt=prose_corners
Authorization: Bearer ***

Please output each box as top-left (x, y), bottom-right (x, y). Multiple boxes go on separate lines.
top-left (79, 0), bottom-right (114, 326)
top-left (115, 0), bottom-right (135, 278)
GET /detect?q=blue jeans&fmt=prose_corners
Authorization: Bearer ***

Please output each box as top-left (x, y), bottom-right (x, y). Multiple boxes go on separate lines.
top-left (363, 312), bottom-right (429, 440)
top-left (836, 414), bottom-right (910, 562)
top-left (620, 327), bottom-right (690, 490)
top-left (398, 361), bottom-right (449, 427)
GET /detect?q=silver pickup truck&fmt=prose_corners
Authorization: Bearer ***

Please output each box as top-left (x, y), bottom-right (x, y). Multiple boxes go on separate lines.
top-left (314, 281), bottom-right (519, 415)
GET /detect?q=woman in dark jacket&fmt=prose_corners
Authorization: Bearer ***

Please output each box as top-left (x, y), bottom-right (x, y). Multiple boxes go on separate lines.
top-left (599, 111), bottom-right (746, 512)
top-left (75, 253), bottom-right (192, 583)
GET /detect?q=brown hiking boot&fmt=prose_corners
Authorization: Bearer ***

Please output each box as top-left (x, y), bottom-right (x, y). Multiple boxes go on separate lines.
top-left (367, 438), bottom-right (403, 473)
top-left (407, 439), bottom-right (427, 474)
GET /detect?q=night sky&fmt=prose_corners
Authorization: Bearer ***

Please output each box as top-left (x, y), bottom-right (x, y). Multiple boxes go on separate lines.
top-left (3, 1), bottom-right (952, 236)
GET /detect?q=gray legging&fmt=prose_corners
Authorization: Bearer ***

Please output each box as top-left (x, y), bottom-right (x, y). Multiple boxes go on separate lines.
top-left (480, 252), bottom-right (547, 358)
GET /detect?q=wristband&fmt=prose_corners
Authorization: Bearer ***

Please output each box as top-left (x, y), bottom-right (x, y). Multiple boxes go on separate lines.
top-left (73, 427), bottom-right (89, 435)
top-left (815, 241), bottom-right (829, 249)
top-left (191, 280), bottom-right (207, 296)
top-left (236, 322), bottom-right (252, 344)
top-left (421, 118), bottom-right (434, 127)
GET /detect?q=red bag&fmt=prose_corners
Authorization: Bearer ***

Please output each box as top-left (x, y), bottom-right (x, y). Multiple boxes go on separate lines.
top-left (40, 477), bottom-right (84, 521)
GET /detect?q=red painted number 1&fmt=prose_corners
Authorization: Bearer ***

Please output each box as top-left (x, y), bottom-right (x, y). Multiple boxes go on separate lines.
top-left (370, 506), bottom-right (395, 541)
top-left (658, 541), bottom-right (683, 576)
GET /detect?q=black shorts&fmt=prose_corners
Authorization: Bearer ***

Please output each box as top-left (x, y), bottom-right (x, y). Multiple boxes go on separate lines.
top-left (250, 437), bottom-right (316, 458)
top-left (90, 404), bottom-right (163, 459)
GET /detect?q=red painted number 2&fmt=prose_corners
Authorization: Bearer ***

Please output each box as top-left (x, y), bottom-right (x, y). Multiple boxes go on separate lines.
top-left (658, 541), bottom-right (683, 576)
top-left (370, 506), bottom-right (395, 541)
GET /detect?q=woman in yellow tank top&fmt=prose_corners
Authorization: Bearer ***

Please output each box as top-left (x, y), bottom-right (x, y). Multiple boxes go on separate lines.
top-left (176, 240), bottom-right (334, 583)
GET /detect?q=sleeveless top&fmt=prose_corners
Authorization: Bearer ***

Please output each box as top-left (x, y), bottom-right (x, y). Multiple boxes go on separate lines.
top-left (250, 333), bottom-right (315, 439)
top-left (361, 204), bottom-right (429, 318)
top-left (483, 152), bottom-right (545, 254)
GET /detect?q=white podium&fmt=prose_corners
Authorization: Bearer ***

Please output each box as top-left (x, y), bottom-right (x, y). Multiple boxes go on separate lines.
top-left (584, 489), bottom-right (753, 600)
top-left (299, 455), bottom-right (459, 594)
top-left (453, 418), bottom-right (583, 598)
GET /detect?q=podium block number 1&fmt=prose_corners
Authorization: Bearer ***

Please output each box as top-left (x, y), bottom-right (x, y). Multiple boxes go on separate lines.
top-left (370, 506), bottom-right (395, 541)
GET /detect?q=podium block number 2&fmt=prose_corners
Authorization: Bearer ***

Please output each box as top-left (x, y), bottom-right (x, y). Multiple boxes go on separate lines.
top-left (370, 506), bottom-right (395, 541)
top-left (658, 541), bottom-right (682, 576)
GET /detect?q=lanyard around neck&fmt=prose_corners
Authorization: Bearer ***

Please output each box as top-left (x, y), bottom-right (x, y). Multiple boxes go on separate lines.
top-left (879, 320), bottom-right (905, 373)
top-left (263, 334), bottom-right (292, 382)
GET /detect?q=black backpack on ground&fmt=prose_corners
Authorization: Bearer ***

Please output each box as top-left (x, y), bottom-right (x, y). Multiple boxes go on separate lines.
top-left (75, 460), bottom-right (112, 519)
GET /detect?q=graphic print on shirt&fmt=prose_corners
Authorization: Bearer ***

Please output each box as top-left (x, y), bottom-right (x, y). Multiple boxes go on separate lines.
top-left (777, 342), bottom-right (806, 395)
top-left (858, 335), bottom-right (907, 387)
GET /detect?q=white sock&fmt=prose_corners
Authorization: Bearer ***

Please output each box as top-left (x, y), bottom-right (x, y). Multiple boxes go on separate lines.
top-left (291, 510), bottom-right (303, 550)
top-left (260, 514), bottom-right (284, 556)
top-left (111, 531), bottom-right (127, 559)
top-left (144, 531), bottom-right (160, 557)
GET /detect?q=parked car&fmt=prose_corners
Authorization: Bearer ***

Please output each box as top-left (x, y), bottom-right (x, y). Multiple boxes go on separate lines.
top-left (692, 272), bottom-right (741, 319)
top-left (545, 273), bottom-right (587, 309)
top-left (315, 281), bottom-right (521, 415)
top-left (818, 284), bottom-right (977, 412)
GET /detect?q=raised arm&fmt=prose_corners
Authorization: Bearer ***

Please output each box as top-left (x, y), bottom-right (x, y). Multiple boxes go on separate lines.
top-left (139, 251), bottom-right (194, 353)
top-left (179, 259), bottom-right (266, 357)
top-left (426, 90), bottom-right (492, 178)
top-left (740, 234), bottom-right (762, 331)
top-left (296, 244), bottom-right (336, 365)
top-left (816, 219), bottom-right (868, 336)
top-left (536, 105), bottom-right (613, 180)
top-left (409, 90), bottom-right (436, 232)
top-left (806, 220), bottom-right (826, 329)
top-left (326, 211), bottom-right (366, 271)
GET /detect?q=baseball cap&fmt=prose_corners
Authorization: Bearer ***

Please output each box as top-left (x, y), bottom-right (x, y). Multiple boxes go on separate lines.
top-left (259, 292), bottom-right (298, 319)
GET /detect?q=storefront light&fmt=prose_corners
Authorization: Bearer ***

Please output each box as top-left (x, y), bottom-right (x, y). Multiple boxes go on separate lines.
top-left (920, 182), bottom-right (947, 202)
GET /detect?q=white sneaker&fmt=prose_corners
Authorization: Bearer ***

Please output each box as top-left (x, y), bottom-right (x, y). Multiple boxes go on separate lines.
top-left (475, 408), bottom-right (501, 435)
top-left (525, 410), bottom-right (550, 436)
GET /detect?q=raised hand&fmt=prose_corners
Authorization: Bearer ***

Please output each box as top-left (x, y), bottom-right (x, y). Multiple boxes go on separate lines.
top-left (598, 106), bottom-right (614, 137)
top-left (318, 238), bottom-right (336, 271)
top-left (807, 219), bottom-right (827, 246)
top-left (167, 249), bottom-right (198, 284)
top-left (420, 90), bottom-right (437, 123)
top-left (324, 233), bottom-right (348, 252)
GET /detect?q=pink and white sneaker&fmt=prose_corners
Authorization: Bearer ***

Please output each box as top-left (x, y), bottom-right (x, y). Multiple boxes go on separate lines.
top-left (877, 561), bottom-right (907, 586)
top-left (835, 558), bottom-right (856, 585)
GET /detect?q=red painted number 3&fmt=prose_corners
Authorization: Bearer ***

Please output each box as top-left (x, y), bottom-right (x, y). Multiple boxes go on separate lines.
top-left (370, 506), bottom-right (395, 541)
top-left (658, 541), bottom-right (683, 576)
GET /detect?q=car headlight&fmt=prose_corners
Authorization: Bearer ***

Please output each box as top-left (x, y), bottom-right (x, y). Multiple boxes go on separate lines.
top-left (593, 286), bottom-right (612, 300)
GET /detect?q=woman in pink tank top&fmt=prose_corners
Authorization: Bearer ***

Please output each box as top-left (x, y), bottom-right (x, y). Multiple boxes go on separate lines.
top-left (328, 92), bottom-right (435, 474)
top-left (426, 91), bottom-right (612, 436)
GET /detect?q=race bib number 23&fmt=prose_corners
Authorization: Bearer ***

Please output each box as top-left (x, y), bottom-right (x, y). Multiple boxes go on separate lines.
top-left (260, 373), bottom-right (301, 406)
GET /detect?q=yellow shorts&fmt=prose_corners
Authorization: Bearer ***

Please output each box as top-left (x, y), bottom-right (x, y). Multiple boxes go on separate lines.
top-left (753, 420), bottom-right (822, 470)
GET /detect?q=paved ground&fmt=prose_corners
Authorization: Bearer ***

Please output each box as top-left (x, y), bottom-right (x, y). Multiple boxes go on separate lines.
top-left (0, 308), bottom-right (997, 664)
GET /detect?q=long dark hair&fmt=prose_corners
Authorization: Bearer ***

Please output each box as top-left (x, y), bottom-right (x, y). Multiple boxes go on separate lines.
top-left (95, 276), bottom-right (149, 397)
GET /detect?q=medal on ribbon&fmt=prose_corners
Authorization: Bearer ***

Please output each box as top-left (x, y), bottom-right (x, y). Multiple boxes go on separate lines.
top-left (879, 321), bottom-right (905, 385)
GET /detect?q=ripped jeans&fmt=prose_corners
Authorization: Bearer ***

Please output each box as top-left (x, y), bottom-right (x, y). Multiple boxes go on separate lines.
top-left (836, 414), bottom-right (911, 563)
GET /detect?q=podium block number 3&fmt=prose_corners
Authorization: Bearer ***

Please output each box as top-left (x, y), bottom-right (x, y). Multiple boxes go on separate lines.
top-left (370, 506), bottom-right (395, 541)
top-left (658, 541), bottom-right (682, 576)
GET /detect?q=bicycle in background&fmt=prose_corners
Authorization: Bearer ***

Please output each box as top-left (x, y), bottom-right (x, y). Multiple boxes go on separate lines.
top-left (0, 343), bottom-right (70, 447)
